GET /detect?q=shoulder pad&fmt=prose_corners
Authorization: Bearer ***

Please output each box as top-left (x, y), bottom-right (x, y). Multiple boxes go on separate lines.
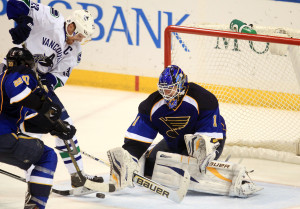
top-left (138, 91), bottom-right (162, 115)
top-left (187, 83), bottom-right (218, 110)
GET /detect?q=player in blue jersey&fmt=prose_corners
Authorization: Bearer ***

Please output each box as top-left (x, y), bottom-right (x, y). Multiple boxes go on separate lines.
top-left (0, 47), bottom-right (76, 209)
top-left (108, 65), bottom-right (262, 197)
top-left (4, 0), bottom-right (103, 188)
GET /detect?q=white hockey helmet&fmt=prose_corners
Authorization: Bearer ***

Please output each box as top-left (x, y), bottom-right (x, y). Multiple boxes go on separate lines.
top-left (65, 10), bottom-right (95, 44)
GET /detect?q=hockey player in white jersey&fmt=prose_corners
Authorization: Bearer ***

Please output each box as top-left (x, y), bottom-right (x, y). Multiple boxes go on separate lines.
top-left (5, 0), bottom-right (103, 189)
top-left (107, 65), bottom-right (263, 197)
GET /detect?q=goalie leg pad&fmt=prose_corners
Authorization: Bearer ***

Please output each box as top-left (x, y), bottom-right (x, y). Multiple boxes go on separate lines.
top-left (152, 151), bottom-right (263, 197)
top-left (152, 151), bottom-right (232, 195)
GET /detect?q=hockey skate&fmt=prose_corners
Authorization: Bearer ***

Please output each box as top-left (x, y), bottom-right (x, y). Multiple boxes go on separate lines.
top-left (24, 191), bottom-right (39, 209)
top-left (24, 203), bottom-right (39, 209)
top-left (70, 171), bottom-right (104, 196)
top-left (71, 171), bottom-right (104, 188)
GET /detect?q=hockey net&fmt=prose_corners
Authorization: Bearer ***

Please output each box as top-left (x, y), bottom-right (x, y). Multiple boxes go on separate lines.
top-left (165, 24), bottom-right (300, 164)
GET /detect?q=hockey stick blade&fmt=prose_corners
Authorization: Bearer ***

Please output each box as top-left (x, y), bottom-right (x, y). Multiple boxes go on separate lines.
top-left (0, 169), bottom-right (92, 196)
top-left (52, 186), bottom-right (95, 196)
top-left (84, 179), bottom-right (116, 193)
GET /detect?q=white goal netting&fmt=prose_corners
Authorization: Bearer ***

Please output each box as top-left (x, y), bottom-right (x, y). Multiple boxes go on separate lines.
top-left (166, 24), bottom-right (300, 164)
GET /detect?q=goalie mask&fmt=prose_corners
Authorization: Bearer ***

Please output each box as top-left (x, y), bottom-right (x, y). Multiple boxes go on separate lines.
top-left (6, 47), bottom-right (35, 70)
top-left (158, 65), bottom-right (188, 108)
top-left (65, 10), bottom-right (95, 44)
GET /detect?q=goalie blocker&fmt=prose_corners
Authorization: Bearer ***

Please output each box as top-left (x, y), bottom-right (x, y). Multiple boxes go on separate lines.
top-left (152, 151), bottom-right (263, 197)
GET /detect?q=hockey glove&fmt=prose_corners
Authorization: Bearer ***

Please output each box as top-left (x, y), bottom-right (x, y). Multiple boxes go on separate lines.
top-left (9, 15), bottom-right (33, 44)
top-left (107, 147), bottom-right (140, 190)
top-left (38, 97), bottom-right (62, 121)
top-left (184, 134), bottom-right (220, 173)
top-left (38, 56), bottom-right (53, 68)
top-left (40, 73), bottom-right (58, 91)
top-left (50, 122), bottom-right (76, 140)
top-left (199, 142), bottom-right (220, 173)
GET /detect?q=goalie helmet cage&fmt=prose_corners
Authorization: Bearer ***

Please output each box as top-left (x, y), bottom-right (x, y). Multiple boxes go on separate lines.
top-left (164, 25), bottom-right (300, 164)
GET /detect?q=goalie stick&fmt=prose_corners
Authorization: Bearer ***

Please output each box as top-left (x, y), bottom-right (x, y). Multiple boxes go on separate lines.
top-left (81, 151), bottom-right (190, 203)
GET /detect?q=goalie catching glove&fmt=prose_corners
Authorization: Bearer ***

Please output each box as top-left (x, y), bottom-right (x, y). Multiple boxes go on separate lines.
top-left (184, 134), bottom-right (220, 173)
top-left (107, 147), bottom-right (140, 190)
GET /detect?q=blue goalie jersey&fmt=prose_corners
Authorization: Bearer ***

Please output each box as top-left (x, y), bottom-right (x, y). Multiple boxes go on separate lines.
top-left (0, 67), bottom-right (38, 135)
top-left (125, 83), bottom-right (226, 154)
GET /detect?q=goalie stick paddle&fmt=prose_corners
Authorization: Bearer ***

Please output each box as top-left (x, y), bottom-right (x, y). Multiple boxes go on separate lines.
top-left (81, 151), bottom-right (190, 203)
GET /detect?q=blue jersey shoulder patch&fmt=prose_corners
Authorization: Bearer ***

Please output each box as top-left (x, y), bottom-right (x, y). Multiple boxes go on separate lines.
top-left (50, 7), bottom-right (60, 18)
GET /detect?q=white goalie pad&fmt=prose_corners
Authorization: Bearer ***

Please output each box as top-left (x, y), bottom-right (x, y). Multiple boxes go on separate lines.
top-left (107, 147), bottom-right (140, 190)
top-left (152, 151), bottom-right (263, 197)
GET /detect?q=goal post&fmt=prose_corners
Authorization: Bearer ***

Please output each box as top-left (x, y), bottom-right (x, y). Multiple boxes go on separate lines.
top-left (164, 25), bottom-right (300, 164)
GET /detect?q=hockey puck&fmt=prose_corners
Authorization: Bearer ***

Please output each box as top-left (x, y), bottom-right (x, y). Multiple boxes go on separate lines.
top-left (96, 193), bottom-right (105, 198)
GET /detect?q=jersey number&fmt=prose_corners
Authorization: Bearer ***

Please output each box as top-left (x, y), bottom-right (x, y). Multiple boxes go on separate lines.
top-left (13, 76), bottom-right (30, 87)
top-left (213, 115), bottom-right (217, 127)
top-left (63, 67), bottom-right (71, 77)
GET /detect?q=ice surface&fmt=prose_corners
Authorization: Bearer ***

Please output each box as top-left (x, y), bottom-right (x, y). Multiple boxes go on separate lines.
top-left (1, 85), bottom-right (299, 209)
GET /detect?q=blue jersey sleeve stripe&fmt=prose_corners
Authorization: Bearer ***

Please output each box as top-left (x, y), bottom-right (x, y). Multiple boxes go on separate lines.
top-left (25, 112), bottom-right (38, 120)
top-left (124, 137), bottom-right (153, 144)
top-left (11, 133), bottom-right (18, 139)
top-left (29, 176), bottom-right (53, 186)
top-left (10, 87), bottom-right (32, 104)
top-left (195, 132), bottom-right (224, 139)
top-left (183, 95), bottom-right (199, 114)
top-left (150, 99), bottom-right (165, 121)
top-left (18, 134), bottom-right (36, 139)
top-left (16, 106), bottom-right (23, 124)
top-left (125, 131), bottom-right (154, 143)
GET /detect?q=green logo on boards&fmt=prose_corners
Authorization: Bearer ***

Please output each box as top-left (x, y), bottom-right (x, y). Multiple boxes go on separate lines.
top-left (215, 37), bottom-right (271, 55)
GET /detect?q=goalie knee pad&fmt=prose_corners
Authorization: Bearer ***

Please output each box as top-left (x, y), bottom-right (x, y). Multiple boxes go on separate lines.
top-left (152, 151), bottom-right (263, 197)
